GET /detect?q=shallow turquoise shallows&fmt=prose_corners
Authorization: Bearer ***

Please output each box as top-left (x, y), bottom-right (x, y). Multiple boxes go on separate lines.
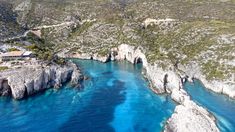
top-left (184, 80), bottom-right (235, 132)
top-left (0, 60), bottom-right (176, 132)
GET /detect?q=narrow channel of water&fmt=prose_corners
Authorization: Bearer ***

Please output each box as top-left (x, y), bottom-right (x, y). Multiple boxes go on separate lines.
top-left (184, 80), bottom-right (235, 132)
top-left (0, 60), bottom-right (176, 132)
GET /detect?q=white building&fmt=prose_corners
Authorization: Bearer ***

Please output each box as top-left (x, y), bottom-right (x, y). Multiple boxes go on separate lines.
top-left (0, 51), bottom-right (33, 62)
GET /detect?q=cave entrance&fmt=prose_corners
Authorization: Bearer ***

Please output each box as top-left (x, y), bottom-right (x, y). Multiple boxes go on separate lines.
top-left (134, 57), bottom-right (143, 64)
top-left (0, 79), bottom-right (11, 96)
top-left (134, 57), bottom-right (143, 70)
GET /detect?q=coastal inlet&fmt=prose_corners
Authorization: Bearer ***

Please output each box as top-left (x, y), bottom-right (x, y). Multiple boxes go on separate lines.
top-left (0, 59), bottom-right (176, 132)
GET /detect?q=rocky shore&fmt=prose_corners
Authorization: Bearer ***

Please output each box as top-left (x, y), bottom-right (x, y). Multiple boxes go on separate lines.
top-left (177, 62), bottom-right (235, 99)
top-left (0, 61), bottom-right (83, 100)
top-left (59, 44), bottom-right (222, 132)
top-left (114, 44), bottom-right (220, 132)
top-left (61, 44), bottom-right (235, 99)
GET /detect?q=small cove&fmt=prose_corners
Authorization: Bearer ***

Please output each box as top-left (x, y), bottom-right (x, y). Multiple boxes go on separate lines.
top-left (0, 59), bottom-right (176, 132)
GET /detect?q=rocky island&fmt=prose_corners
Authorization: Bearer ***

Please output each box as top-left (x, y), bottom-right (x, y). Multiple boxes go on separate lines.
top-left (0, 0), bottom-right (234, 132)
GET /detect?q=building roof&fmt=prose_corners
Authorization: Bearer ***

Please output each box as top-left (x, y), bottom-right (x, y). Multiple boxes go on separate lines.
top-left (1, 51), bottom-right (24, 57)
top-left (23, 51), bottom-right (32, 56)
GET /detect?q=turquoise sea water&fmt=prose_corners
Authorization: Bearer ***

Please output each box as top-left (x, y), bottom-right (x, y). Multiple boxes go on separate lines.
top-left (184, 80), bottom-right (235, 132)
top-left (0, 60), bottom-right (176, 132)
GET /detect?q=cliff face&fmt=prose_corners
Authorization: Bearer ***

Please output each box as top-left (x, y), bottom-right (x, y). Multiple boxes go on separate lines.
top-left (1, 0), bottom-right (234, 95)
top-left (178, 62), bottom-right (235, 99)
top-left (0, 0), bottom-right (233, 131)
top-left (113, 44), bottom-right (182, 93)
top-left (61, 43), bottom-right (234, 99)
top-left (113, 44), bottom-right (219, 132)
top-left (63, 44), bottom-right (219, 132)
top-left (0, 62), bottom-right (83, 99)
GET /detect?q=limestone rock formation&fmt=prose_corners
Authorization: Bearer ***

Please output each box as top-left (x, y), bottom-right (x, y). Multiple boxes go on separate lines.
top-left (95, 44), bottom-right (219, 132)
top-left (70, 62), bottom-right (84, 87)
top-left (0, 62), bottom-right (83, 99)
top-left (165, 89), bottom-right (219, 132)
top-left (179, 62), bottom-right (235, 99)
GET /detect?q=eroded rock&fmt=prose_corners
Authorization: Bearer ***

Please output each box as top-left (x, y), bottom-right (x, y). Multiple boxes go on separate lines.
top-left (0, 62), bottom-right (82, 99)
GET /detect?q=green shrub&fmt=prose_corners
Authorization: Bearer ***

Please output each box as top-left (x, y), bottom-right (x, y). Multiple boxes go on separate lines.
top-left (7, 48), bottom-right (20, 52)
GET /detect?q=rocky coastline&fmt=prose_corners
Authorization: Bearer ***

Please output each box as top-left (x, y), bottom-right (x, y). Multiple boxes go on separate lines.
top-left (0, 0), bottom-right (234, 131)
top-left (61, 44), bottom-right (234, 99)
top-left (0, 61), bottom-right (83, 100)
top-left (0, 43), bottom-right (226, 131)
top-left (177, 62), bottom-right (235, 99)
top-left (59, 44), bottom-right (224, 132)
top-left (114, 44), bottom-right (220, 132)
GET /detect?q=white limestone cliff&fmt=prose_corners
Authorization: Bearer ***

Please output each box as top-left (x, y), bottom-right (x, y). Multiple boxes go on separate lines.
top-left (58, 43), bottom-right (233, 132)
top-left (112, 44), bottom-right (219, 132)
top-left (69, 44), bottom-right (219, 132)
top-left (0, 62), bottom-right (83, 99)
top-left (164, 98), bottom-right (219, 132)
top-left (179, 62), bottom-right (235, 99)
top-left (165, 87), bottom-right (219, 132)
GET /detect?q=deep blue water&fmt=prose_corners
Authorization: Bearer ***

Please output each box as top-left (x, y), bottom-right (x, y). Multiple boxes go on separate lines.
top-left (184, 80), bottom-right (235, 132)
top-left (0, 60), bottom-right (176, 132)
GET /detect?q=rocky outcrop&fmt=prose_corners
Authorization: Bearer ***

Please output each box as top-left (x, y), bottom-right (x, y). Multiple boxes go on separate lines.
top-left (70, 63), bottom-right (84, 88)
top-left (165, 88), bottom-right (219, 132)
top-left (179, 62), bottom-right (235, 99)
top-left (92, 53), bottom-right (110, 63)
top-left (111, 44), bottom-right (181, 94)
top-left (0, 62), bottom-right (83, 99)
top-left (200, 77), bottom-right (235, 99)
top-left (165, 100), bottom-right (219, 132)
top-left (114, 44), bottom-right (148, 67)
top-left (146, 64), bottom-right (182, 93)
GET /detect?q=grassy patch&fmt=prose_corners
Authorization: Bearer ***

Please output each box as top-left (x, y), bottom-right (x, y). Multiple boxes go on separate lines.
top-left (97, 48), bottom-right (109, 56)
top-left (202, 61), bottom-right (226, 80)
top-left (68, 21), bottom-right (95, 39)
top-left (0, 66), bottom-right (9, 71)
top-left (7, 48), bottom-right (20, 52)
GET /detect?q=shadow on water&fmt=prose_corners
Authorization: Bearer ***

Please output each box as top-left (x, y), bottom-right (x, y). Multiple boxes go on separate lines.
top-left (59, 79), bottom-right (126, 132)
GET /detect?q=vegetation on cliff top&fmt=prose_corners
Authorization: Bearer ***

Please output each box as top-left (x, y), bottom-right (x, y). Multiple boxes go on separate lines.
top-left (1, 0), bottom-right (235, 81)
